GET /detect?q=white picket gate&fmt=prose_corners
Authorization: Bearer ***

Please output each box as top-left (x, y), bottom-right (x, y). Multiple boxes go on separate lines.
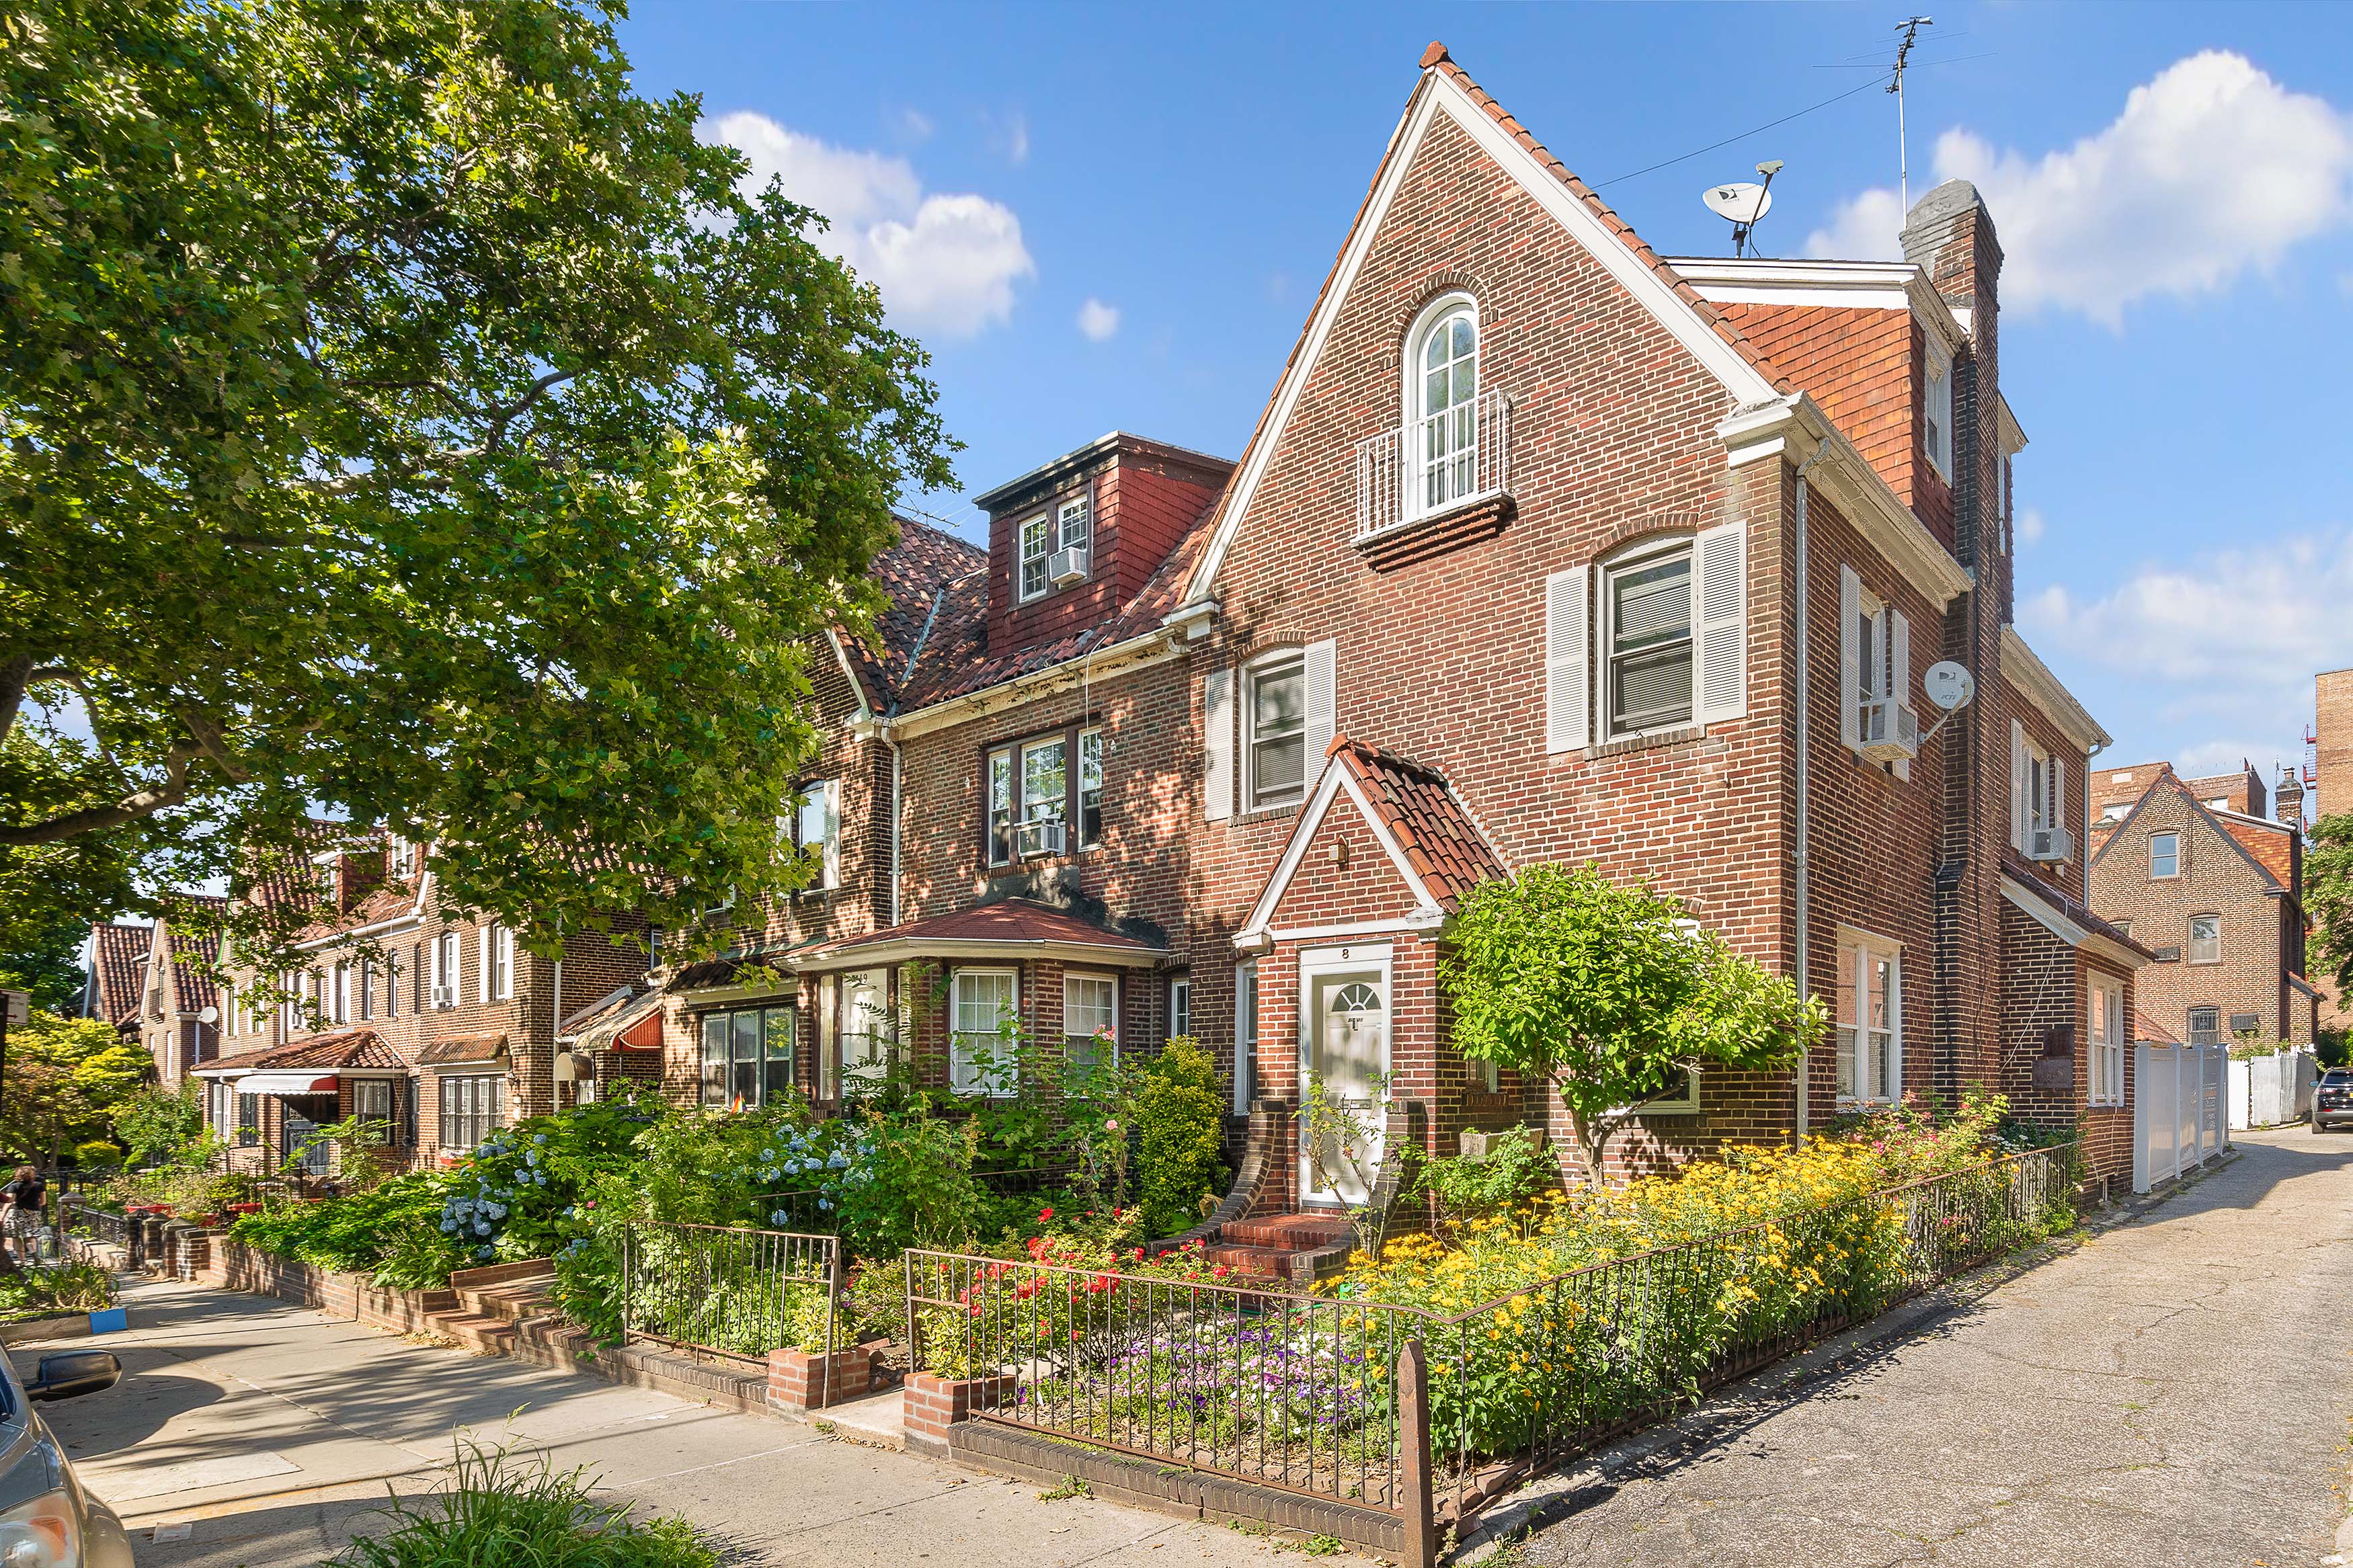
top-left (2226, 1048), bottom-right (2317, 1130)
top-left (2134, 1042), bottom-right (2229, 1194)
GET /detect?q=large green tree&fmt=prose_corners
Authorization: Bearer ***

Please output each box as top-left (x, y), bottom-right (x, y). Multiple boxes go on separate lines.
top-left (1441, 864), bottom-right (1827, 1192)
top-left (2308, 813), bottom-right (2353, 1059)
top-left (1, 0), bottom-right (953, 975)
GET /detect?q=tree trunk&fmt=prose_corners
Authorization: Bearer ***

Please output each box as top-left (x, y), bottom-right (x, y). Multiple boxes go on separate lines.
top-left (1564, 1104), bottom-right (1609, 1195)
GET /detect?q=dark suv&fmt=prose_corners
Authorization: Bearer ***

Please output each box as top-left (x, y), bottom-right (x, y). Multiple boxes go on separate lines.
top-left (2319, 1067), bottom-right (2353, 1133)
top-left (0, 1342), bottom-right (132, 1568)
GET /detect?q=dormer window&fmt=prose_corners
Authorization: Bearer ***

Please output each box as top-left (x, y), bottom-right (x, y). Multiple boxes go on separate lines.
top-left (1016, 495), bottom-right (1093, 603)
top-left (1018, 513), bottom-right (1053, 601)
top-left (1923, 339), bottom-right (1952, 482)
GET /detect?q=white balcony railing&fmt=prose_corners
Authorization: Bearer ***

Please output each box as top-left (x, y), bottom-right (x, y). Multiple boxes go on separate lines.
top-left (1353, 386), bottom-right (1510, 541)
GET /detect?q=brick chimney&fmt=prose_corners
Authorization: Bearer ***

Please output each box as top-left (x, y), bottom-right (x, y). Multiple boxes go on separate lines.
top-left (2275, 764), bottom-right (2305, 829)
top-left (1900, 180), bottom-right (2002, 574)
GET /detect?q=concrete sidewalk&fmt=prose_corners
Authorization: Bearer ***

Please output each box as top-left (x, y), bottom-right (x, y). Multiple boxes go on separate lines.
top-left (24, 1280), bottom-right (1337, 1568)
top-left (1509, 1125), bottom-right (2353, 1566)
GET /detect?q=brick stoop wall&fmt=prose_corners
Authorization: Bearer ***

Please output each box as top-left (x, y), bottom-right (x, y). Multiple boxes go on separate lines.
top-left (767, 1344), bottom-right (883, 1411)
top-left (947, 1420), bottom-right (1406, 1557)
top-left (901, 1371), bottom-right (1017, 1458)
top-left (194, 1237), bottom-right (457, 1333)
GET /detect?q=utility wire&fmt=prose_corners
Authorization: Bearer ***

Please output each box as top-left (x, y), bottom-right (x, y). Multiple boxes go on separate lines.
top-left (1594, 72), bottom-right (1890, 189)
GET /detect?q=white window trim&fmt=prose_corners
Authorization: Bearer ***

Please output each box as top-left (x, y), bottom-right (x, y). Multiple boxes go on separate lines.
top-left (1063, 971), bottom-right (1119, 1069)
top-left (949, 966), bottom-right (1019, 1096)
top-left (1167, 975), bottom-right (1191, 1042)
top-left (797, 780), bottom-right (842, 889)
top-left (1244, 649), bottom-right (1310, 813)
top-left (1233, 960), bottom-right (1258, 1116)
top-left (1923, 338), bottom-right (1953, 483)
top-left (1599, 535), bottom-right (1697, 741)
top-left (1400, 292), bottom-right (1479, 522)
top-left (2149, 831), bottom-right (2181, 880)
top-left (1016, 512), bottom-right (1054, 603)
top-left (2088, 977), bottom-right (2124, 1107)
top-left (2186, 914), bottom-right (2221, 966)
top-left (1837, 927), bottom-right (1903, 1106)
top-left (1058, 495), bottom-right (1091, 554)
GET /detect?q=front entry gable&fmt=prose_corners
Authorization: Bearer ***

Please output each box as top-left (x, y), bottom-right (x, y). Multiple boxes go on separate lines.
top-left (1240, 738), bottom-right (1507, 950)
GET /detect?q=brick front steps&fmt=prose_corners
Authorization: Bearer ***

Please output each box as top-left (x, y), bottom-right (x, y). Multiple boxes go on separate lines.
top-left (1205, 1212), bottom-right (1354, 1286)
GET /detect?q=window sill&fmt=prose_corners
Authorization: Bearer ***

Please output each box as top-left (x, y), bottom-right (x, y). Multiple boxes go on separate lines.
top-left (1354, 491), bottom-right (1515, 573)
top-left (1584, 725), bottom-right (1704, 762)
top-left (1237, 800), bottom-right (1302, 824)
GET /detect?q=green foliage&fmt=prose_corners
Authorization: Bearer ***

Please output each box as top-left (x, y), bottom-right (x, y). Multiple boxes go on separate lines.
top-left (69, 1139), bottom-right (120, 1169)
top-left (2310, 813), bottom-right (2353, 993)
top-left (0, 1260), bottom-right (116, 1321)
top-left (1443, 865), bottom-right (1826, 1190)
top-left (333, 1438), bottom-right (721, 1568)
top-left (1131, 1039), bottom-right (1229, 1240)
top-left (1, 0), bottom-right (954, 979)
top-left (0, 1008), bottom-right (153, 1163)
top-left (0, 902), bottom-right (104, 1014)
top-left (1405, 1126), bottom-right (1559, 1237)
top-left (109, 1080), bottom-right (206, 1169)
top-left (228, 1176), bottom-right (452, 1276)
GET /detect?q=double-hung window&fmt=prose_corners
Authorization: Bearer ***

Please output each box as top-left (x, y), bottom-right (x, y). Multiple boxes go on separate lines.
top-left (2149, 832), bottom-right (2180, 878)
top-left (483, 924), bottom-right (514, 1002)
top-left (837, 968), bottom-right (893, 1085)
top-left (1058, 497), bottom-right (1090, 563)
top-left (2088, 978), bottom-right (2124, 1107)
top-left (1923, 340), bottom-right (1952, 481)
top-left (986, 727), bottom-right (1100, 864)
top-left (353, 1078), bottom-right (394, 1143)
top-left (1603, 544), bottom-right (1693, 737)
top-left (439, 1075), bottom-right (502, 1151)
top-left (1836, 932), bottom-right (1901, 1104)
top-left (795, 780), bottom-right (841, 889)
top-left (2186, 915), bottom-right (2221, 964)
top-left (331, 962), bottom-right (350, 1024)
top-left (1064, 973), bottom-right (1117, 1075)
top-left (433, 932), bottom-right (461, 1009)
top-left (1166, 975), bottom-right (1191, 1043)
top-left (1017, 513), bottom-right (1053, 602)
top-left (949, 968), bottom-right (1017, 1096)
top-left (237, 1091), bottom-right (260, 1146)
top-left (1246, 655), bottom-right (1308, 809)
top-left (699, 1005), bottom-right (795, 1109)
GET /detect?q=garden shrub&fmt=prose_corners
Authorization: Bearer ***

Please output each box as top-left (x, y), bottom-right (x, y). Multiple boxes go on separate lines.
top-left (1130, 1039), bottom-right (1228, 1240)
top-left (0, 1261), bottom-right (116, 1320)
top-left (1404, 1125), bottom-right (1558, 1238)
top-left (333, 1438), bottom-right (719, 1568)
top-left (229, 1175), bottom-right (450, 1276)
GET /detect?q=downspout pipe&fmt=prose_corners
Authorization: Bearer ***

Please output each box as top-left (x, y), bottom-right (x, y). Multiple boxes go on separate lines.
top-left (1792, 438), bottom-right (1833, 1144)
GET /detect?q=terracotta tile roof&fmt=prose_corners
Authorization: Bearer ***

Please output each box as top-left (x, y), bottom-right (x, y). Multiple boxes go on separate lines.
top-left (2133, 1007), bottom-right (2180, 1045)
top-left (167, 927), bottom-right (220, 1015)
top-left (1328, 737), bottom-right (1507, 909)
top-left (2002, 853), bottom-right (2153, 962)
top-left (802, 898), bottom-right (1162, 962)
top-left (418, 1032), bottom-right (508, 1066)
top-left (2216, 814), bottom-right (2295, 891)
top-left (838, 517), bottom-right (988, 710)
top-left (203, 1028), bottom-right (407, 1074)
top-left (86, 923), bottom-right (154, 1027)
top-left (668, 954), bottom-right (795, 993)
top-left (1421, 44), bottom-right (1792, 397)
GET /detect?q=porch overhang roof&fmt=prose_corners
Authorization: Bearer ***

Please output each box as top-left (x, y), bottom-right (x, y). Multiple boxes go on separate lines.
top-left (2000, 871), bottom-right (2151, 972)
top-left (794, 899), bottom-right (1162, 973)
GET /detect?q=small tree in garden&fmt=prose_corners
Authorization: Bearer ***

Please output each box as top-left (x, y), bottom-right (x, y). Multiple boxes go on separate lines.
top-left (1442, 864), bottom-right (1826, 1192)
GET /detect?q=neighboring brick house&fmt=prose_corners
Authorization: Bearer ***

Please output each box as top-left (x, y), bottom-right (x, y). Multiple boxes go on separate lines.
top-left (657, 43), bottom-right (2145, 1202)
top-left (2089, 761), bottom-right (2318, 1048)
top-left (2314, 667), bottom-right (2353, 1037)
top-left (198, 835), bottom-right (649, 1172)
top-left (134, 903), bottom-right (223, 1083)
top-left (79, 921), bottom-right (154, 1043)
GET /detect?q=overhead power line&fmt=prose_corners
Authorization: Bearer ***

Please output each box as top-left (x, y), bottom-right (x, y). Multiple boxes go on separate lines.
top-left (1594, 73), bottom-right (1890, 189)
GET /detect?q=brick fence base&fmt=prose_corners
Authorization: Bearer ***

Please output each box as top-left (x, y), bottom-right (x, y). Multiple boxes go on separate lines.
top-left (901, 1371), bottom-right (1016, 1458)
top-left (767, 1345), bottom-right (882, 1412)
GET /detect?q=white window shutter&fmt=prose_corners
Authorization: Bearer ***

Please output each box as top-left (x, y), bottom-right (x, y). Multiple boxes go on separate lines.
top-left (1889, 608), bottom-right (1913, 780)
top-left (1838, 565), bottom-right (1862, 751)
top-left (822, 780), bottom-right (842, 889)
top-left (1694, 522), bottom-right (1748, 725)
top-left (2052, 757), bottom-right (2065, 841)
top-left (1303, 638), bottom-right (1337, 786)
top-left (1202, 669), bottom-right (1233, 822)
top-left (2010, 718), bottom-right (2028, 850)
top-left (1543, 565), bottom-right (1591, 753)
top-left (480, 926), bottom-right (491, 1004)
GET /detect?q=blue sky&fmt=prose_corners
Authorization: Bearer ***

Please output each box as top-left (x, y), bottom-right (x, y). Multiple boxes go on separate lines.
top-left (617, 1), bottom-right (2353, 800)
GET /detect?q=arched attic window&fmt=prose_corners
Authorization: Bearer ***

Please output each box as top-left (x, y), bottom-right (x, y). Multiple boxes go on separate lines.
top-left (1406, 296), bottom-right (1479, 513)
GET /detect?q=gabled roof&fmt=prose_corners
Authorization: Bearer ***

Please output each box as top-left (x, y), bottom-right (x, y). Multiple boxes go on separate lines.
top-left (2133, 1007), bottom-right (2179, 1045)
top-left (196, 1027), bottom-right (407, 1075)
top-left (836, 517), bottom-right (988, 712)
top-left (2000, 854), bottom-right (2152, 971)
top-left (1184, 41), bottom-right (1788, 604)
top-left (2090, 770), bottom-right (2286, 896)
top-left (1239, 736), bottom-right (1508, 946)
top-left (86, 923), bottom-right (153, 1028)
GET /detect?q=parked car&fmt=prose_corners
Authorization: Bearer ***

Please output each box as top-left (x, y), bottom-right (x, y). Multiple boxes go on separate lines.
top-left (2317, 1067), bottom-right (2353, 1134)
top-left (0, 1342), bottom-right (132, 1568)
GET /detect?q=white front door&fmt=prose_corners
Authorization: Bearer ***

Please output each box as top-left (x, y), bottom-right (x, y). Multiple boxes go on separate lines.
top-left (1300, 968), bottom-right (1388, 1204)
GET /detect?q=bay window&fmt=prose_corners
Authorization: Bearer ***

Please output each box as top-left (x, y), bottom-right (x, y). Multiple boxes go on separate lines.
top-left (1064, 973), bottom-right (1117, 1075)
top-left (439, 1075), bottom-right (502, 1150)
top-left (949, 968), bottom-right (1017, 1095)
top-left (699, 1004), bottom-right (795, 1109)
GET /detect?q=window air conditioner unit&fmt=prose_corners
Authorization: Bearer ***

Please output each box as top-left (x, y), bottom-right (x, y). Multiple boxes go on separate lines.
top-left (1014, 818), bottom-right (1066, 859)
top-left (432, 985), bottom-right (456, 1010)
top-left (1857, 698), bottom-right (1920, 764)
top-left (2027, 825), bottom-right (2075, 863)
top-left (2151, 944), bottom-right (2182, 964)
top-left (1047, 545), bottom-right (1090, 587)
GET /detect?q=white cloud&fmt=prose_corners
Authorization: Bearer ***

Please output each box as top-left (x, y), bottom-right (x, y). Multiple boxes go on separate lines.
top-left (2020, 528), bottom-right (2353, 751)
top-left (1807, 52), bottom-right (2353, 325)
top-left (2018, 507), bottom-right (2047, 547)
top-left (707, 111), bottom-right (1035, 337)
top-left (978, 108), bottom-right (1030, 166)
top-left (891, 106), bottom-right (934, 145)
top-left (1076, 297), bottom-right (1121, 342)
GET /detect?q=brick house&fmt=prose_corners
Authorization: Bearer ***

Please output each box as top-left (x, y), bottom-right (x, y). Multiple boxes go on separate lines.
top-left (2089, 761), bottom-right (2318, 1048)
top-left (612, 44), bottom-right (2145, 1210)
top-left (79, 921), bottom-right (154, 1044)
top-left (198, 835), bottom-right (649, 1173)
top-left (80, 912), bottom-right (225, 1082)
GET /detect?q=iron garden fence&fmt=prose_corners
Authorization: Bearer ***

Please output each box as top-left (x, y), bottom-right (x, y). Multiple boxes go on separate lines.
top-left (619, 1221), bottom-right (844, 1364)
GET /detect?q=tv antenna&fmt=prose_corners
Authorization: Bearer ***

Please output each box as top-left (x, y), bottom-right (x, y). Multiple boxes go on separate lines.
top-left (1892, 16), bottom-right (1933, 212)
top-left (1702, 159), bottom-right (1783, 257)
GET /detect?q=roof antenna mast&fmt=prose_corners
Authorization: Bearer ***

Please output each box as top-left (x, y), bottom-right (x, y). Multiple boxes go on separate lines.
top-left (1892, 16), bottom-right (1933, 213)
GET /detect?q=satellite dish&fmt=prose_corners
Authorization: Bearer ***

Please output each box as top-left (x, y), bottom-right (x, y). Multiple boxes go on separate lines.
top-left (198, 1005), bottom-right (219, 1024)
top-left (1702, 182), bottom-right (1773, 225)
top-left (1923, 661), bottom-right (1976, 711)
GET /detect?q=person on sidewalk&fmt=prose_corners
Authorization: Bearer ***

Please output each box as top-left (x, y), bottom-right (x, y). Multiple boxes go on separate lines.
top-left (1, 1166), bottom-right (48, 1267)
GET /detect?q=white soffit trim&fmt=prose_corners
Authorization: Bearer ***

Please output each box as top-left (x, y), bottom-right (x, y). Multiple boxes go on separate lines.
top-left (1183, 69), bottom-right (1780, 606)
top-left (1236, 759), bottom-right (1441, 944)
top-left (1997, 394), bottom-right (2028, 458)
top-left (1719, 395), bottom-right (1972, 609)
top-left (2001, 626), bottom-right (2111, 751)
top-left (1669, 257), bottom-right (1968, 355)
top-left (824, 629), bottom-right (877, 720)
top-left (2001, 874), bottom-right (2149, 971)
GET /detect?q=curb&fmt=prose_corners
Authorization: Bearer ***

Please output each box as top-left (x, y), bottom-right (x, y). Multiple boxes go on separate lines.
top-left (1449, 1160), bottom-right (2231, 1563)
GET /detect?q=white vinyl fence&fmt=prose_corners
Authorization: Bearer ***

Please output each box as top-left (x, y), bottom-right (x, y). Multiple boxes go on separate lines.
top-left (2227, 1048), bottom-right (2317, 1130)
top-left (2134, 1042), bottom-right (2228, 1194)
